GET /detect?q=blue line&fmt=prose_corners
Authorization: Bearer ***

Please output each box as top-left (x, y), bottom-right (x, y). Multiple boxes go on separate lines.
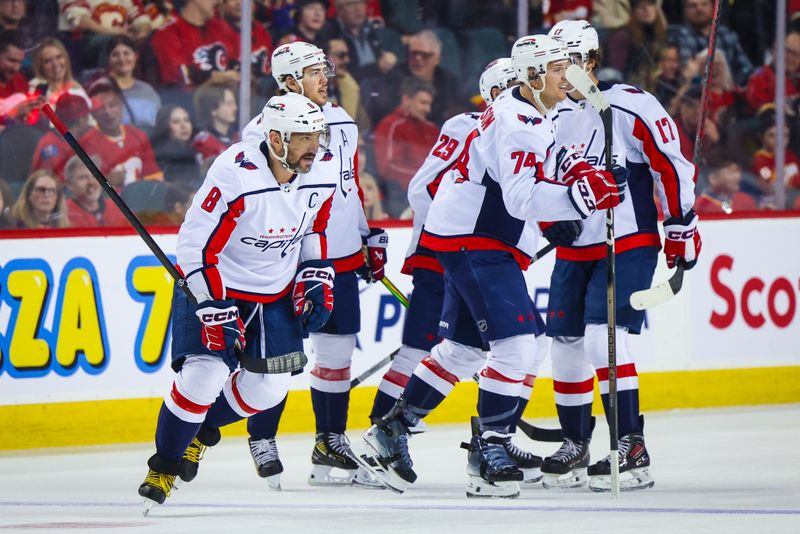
top-left (1, 502), bottom-right (797, 516)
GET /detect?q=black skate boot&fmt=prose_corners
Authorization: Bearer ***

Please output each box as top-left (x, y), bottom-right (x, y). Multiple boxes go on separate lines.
top-left (138, 454), bottom-right (180, 515)
top-left (588, 432), bottom-right (654, 492)
top-left (461, 430), bottom-right (524, 499)
top-left (176, 425), bottom-right (220, 488)
top-left (504, 437), bottom-right (543, 485)
top-left (354, 397), bottom-right (418, 493)
top-left (249, 437), bottom-right (283, 490)
top-left (309, 432), bottom-right (384, 488)
top-left (541, 437), bottom-right (591, 489)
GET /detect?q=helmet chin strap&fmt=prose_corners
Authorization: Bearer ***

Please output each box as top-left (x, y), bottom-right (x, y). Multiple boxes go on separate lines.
top-left (526, 76), bottom-right (550, 113)
top-left (267, 134), bottom-right (305, 174)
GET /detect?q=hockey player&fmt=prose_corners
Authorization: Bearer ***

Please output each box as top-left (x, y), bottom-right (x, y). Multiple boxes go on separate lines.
top-left (354, 35), bottom-right (628, 498)
top-left (541, 20), bottom-right (701, 492)
top-left (369, 58), bottom-right (544, 486)
top-left (242, 42), bottom-right (386, 489)
top-left (137, 92), bottom-right (337, 511)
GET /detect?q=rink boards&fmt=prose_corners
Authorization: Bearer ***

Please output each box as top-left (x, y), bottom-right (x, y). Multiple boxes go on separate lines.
top-left (0, 214), bottom-right (798, 449)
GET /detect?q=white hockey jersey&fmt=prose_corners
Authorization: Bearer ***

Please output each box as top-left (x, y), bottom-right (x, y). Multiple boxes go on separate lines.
top-left (403, 112), bottom-right (480, 275)
top-left (550, 81), bottom-right (697, 261)
top-left (176, 139), bottom-right (337, 303)
top-left (242, 102), bottom-right (369, 273)
top-left (421, 86), bottom-right (586, 268)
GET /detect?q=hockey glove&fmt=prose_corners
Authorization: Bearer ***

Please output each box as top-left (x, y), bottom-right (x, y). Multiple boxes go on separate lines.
top-left (358, 228), bottom-right (389, 282)
top-left (195, 299), bottom-right (245, 358)
top-left (292, 260), bottom-right (335, 331)
top-left (568, 165), bottom-right (628, 219)
top-left (540, 220), bottom-right (582, 247)
top-left (557, 152), bottom-right (596, 185)
top-left (663, 209), bottom-right (701, 270)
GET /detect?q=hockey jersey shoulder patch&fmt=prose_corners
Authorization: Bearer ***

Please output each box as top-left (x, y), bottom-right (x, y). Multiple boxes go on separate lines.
top-left (517, 114), bottom-right (542, 126)
top-left (235, 151), bottom-right (258, 170)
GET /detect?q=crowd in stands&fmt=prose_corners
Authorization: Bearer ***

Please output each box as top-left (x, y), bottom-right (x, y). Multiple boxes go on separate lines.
top-left (1, 0), bottom-right (800, 232)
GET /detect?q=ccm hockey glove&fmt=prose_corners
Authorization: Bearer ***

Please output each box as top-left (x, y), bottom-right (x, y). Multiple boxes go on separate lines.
top-left (358, 228), bottom-right (389, 282)
top-left (663, 209), bottom-right (701, 270)
top-left (195, 299), bottom-right (245, 358)
top-left (568, 165), bottom-right (628, 218)
top-left (540, 220), bottom-right (582, 247)
top-left (292, 260), bottom-right (335, 331)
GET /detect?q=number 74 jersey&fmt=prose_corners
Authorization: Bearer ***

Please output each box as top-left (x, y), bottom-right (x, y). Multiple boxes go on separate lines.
top-left (550, 82), bottom-right (697, 261)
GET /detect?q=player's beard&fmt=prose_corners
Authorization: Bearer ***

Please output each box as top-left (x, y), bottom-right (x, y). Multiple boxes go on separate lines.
top-left (287, 151), bottom-right (317, 174)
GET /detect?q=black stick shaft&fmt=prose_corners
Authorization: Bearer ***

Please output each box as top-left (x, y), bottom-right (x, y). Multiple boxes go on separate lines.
top-left (42, 104), bottom-right (196, 304)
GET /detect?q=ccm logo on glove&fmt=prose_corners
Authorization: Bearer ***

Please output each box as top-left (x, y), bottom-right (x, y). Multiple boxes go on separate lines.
top-left (197, 309), bottom-right (240, 324)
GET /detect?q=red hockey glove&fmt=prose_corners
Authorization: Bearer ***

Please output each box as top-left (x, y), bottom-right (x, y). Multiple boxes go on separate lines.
top-left (292, 260), bottom-right (335, 331)
top-left (568, 165), bottom-right (628, 218)
top-left (663, 209), bottom-right (701, 270)
top-left (359, 228), bottom-right (389, 282)
top-left (195, 299), bottom-right (245, 357)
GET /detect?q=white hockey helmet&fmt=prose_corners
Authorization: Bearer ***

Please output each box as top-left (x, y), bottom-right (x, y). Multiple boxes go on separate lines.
top-left (548, 20), bottom-right (599, 65)
top-left (260, 93), bottom-right (330, 170)
top-left (479, 58), bottom-right (517, 105)
top-left (271, 42), bottom-right (335, 96)
top-left (511, 35), bottom-right (571, 110)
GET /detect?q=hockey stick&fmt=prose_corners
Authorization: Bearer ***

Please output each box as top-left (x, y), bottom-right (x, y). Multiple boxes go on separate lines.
top-left (350, 347), bottom-right (400, 388)
top-left (565, 64), bottom-right (620, 498)
top-left (41, 105), bottom-right (307, 374)
top-left (630, 1), bottom-right (720, 312)
top-left (381, 276), bottom-right (410, 309)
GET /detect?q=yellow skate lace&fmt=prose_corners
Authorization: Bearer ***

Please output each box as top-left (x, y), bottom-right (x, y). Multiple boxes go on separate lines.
top-left (144, 470), bottom-right (176, 497)
top-left (183, 438), bottom-right (207, 464)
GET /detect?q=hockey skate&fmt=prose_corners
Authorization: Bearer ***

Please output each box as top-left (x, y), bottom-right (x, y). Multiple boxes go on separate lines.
top-left (308, 432), bottom-right (384, 488)
top-left (249, 437), bottom-right (283, 490)
top-left (588, 432), bottom-right (654, 492)
top-left (461, 431), bottom-right (524, 499)
top-left (174, 425), bottom-right (220, 490)
top-left (541, 437), bottom-right (591, 489)
top-left (354, 398), bottom-right (418, 493)
top-left (138, 455), bottom-right (180, 516)
top-left (504, 437), bottom-right (543, 486)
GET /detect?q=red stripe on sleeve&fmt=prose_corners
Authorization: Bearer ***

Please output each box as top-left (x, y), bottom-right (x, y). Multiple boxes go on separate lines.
top-left (632, 117), bottom-right (681, 217)
top-left (596, 363), bottom-right (638, 382)
top-left (170, 383), bottom-right (211, 414)
top-left (354, 150), bottom-right (365, 207)
top-left (421, 357), bottom-right (459, 385)
top-left (203, 196), bottom-right (246, 270)
top-left (553, 378), bottom-right (595, 394)
top-left (312, 193), bottom-right (334, 259)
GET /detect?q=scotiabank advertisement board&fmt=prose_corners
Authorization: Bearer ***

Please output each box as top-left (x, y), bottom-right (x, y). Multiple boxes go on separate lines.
top-left (0, 216), bottom-right (798, 406)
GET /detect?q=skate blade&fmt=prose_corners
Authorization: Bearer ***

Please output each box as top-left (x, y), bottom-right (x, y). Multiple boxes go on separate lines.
top-left (521, 467), bottom-right (543, 486)
top-left (308, 464), bottom-right (356, 487)
top-left (352, 466), bottom-right (387, 490)
top-left (589, 467), bottom-right (654, 492)
top-left (353, 431), bottom-right (409, 494)
top-left (264, 474), bottom-right (282, 491)
top-left (142, 498), bottom-right (159, 517)
top-left (541, 468), bottom-right (588, 489)
top-left (466, 475), bottom-right (520, 499)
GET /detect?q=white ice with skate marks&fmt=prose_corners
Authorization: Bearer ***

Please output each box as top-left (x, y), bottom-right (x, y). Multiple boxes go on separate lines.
top-left (0, 405), bottom-right (798, 533)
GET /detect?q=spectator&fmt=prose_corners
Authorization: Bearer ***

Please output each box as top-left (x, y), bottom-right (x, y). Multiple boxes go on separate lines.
top-left (360, 170), bottom-right (386, 221)
top-left (331, 0), bottom-right (396, 80)
top-left (672, 82), bottom-right (720, 161)
top-left (606, 0), bottom-right (668, 90)
top-left (191, 81), bottom-right (239, 161)
top-left (667, 0), bottom-right (753, 85)
top-left (162, 181), bottom-right (195, 224)
top-left (0, 176), bottom-right (13, 228)
top-left (325, 37), bottom-right (370, 131)
top-left (31, 93), bottom-right (92, 180)
top-left (148, 0), bottom-right (240, 88)
top-left (10, 169), bottom-right (70, 228)
top-left (58, 0), bottom-right (154, 71)
top-left (0, 0), bottom-right (25, 31)
top-left (80, 78), bottom-right (163, 188)
top-left (0, 30), bottom-right (41, 127)
top-left (364, 30), bottom-right (463, 126)
top-left (652, 44), bottom-right (683, 109)
top-left (687, 49), bottom-right (744, 126)
top-left (63, 155), bottom-right (127, 227)
top-left (279, 0), bottom-right (330, 48)
top-left (752, 105), bottom-right (800, 197)
top-left (105, 35), bottom-right (162, 130)
top-left (593, 0), bottom-right (631, 30)
top-left (695, 150), bottom-right (757, 213)
top-left (373, 77), bottom-right (438, 214)
top-left (542, 0), bottom-right (592, 29)
top-left (29, 37), bottom-right (90, 111)
top-left (746, 30), bottom-right (800, 113)
top-left (151, 104), bottom-right (202, 185)
top-left (221, 0), bottom-right (274, 78)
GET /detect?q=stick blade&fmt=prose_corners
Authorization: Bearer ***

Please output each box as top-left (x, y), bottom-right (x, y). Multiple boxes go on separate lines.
top-left (565, 64), bottom-right (609, 112)
top-left (629, 266), bottom-right (685, 310)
